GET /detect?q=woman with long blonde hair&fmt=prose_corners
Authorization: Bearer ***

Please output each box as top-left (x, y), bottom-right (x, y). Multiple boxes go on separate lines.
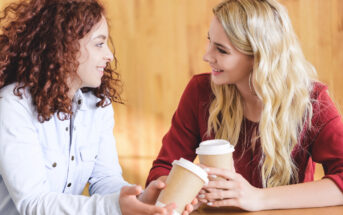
top-left (147, 0), bottom-right (343, 211)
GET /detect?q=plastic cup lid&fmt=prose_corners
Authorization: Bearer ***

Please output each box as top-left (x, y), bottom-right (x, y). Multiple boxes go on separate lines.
top-left (196, 139), bottom-right (234, 155)
top-left (172, 158), bottom-right (209, 184)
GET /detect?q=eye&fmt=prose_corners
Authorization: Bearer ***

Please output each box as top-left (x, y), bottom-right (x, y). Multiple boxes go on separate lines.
top-left (217, 47), bottom-right (228, 54)
top-left (96, 42), bottom-right (104, 47)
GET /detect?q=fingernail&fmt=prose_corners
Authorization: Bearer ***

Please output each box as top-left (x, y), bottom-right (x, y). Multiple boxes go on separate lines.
top-left (199, 199), bottom-right (207, 203)
top-left (198, 194), bottom-right (205, 198)
top-left (209, 174), bottom-right (217, 178)
top-left (207, 202), bottom-right (213, 206)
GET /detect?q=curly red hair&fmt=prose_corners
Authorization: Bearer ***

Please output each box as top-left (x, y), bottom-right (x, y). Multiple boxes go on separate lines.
top-left (0, 0), bottom-right (122, 122)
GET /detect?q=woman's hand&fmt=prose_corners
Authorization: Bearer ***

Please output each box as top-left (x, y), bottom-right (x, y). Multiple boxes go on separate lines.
top-left (139, 176), bottom-right (168, 204)
top-left (140, 176), bottom-right (198, 215)
top-left (197, 167), bottom-right (264, 211)
top-left (119, 185), bottom-right (175, 215)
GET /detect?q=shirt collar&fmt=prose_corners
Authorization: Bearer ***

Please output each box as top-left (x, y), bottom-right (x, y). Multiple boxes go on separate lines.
top-left (72, 89), bottom-right (88, 111)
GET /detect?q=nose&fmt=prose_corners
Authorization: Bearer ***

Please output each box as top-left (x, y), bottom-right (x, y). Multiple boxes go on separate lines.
top-left (203, 46), bottom-right (216, 64)
top-left (104, 47), bottom-right (114, 62)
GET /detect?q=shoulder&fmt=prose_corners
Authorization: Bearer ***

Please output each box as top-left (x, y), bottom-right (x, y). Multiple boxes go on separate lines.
top-left (0, 83), bottom-right (35, 123)
top-left (0, 83), bottom-right (18, 99)
top-left (0, 83), bottom-right (33, 109)
top-left (188, 73), bottom-right (211, 88)
top-left (310, 81), bottom-right (340, 127)
top-left (310, 82), bottom-right (328, 100)
top-left (184, 73), bottom-right (212, 98)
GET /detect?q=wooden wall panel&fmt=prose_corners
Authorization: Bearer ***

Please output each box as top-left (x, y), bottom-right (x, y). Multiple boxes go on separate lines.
top-left (107, 0), bottom-right (342, 186)
top-left (1, 0), bottom-right (341, 187)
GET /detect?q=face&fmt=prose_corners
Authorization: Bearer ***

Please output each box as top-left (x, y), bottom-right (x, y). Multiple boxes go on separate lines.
top-left (74, 16), bottom-right (114, 89)
top-left (203, 17), bottom-right (253, 86)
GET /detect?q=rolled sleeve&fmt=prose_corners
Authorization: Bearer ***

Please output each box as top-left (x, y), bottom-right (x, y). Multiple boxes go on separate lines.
top-left (312, 116), bottom-right (343, 192)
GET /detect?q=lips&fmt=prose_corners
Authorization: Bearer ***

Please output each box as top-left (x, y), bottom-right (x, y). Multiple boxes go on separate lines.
top-left (212, 68), bottom-right (223, 73)
top-left (96, 66), bottom-right (105, 75)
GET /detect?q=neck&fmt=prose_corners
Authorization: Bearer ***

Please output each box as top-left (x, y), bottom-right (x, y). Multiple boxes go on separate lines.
top-left (68, 87), bottom-right (78, 100)
top-left (67, 77), bottom-right (82, 100)
top-left (235, 80), bottom-right (263, 123)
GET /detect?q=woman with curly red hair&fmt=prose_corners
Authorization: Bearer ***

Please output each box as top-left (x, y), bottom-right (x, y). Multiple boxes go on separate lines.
top-left (0, 0), bottom-right (181, 214)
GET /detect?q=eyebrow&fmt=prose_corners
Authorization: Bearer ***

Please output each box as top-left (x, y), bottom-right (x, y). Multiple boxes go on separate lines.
top-left (91, 34), bottom-right (107, 40)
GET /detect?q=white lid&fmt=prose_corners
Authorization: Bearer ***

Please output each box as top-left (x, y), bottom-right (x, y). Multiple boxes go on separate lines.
top-left (172, 158), bottom-right (209, 184)
top-left (196, 139), bottom-right (234, 155)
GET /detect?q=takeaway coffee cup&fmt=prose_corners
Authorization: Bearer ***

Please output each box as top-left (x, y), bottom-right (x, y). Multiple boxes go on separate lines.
top-left (196, 139), bottom-right (235, 177)
top-left (155, 158), bottom-right (209, 215)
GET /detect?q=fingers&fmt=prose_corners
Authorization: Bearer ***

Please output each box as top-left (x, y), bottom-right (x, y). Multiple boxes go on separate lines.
top-left (191, 198), bottom-right (198, 205)
top-left (204, 167), bottom-right (236, 180)
top-left (121, 185), bottom-right (143, 197)
top-left (157, 175), bottom-right (168, 183)
top-left (204, 180), bottom-right (235, 190)
top-left (135, 200), bottom-right (168, 215)
top-left (150, 179), bottom-right (166, 190)
top-left (207, 198), bottom-right (239, 208)
top-left (201, 189), bottom-right (238, 201)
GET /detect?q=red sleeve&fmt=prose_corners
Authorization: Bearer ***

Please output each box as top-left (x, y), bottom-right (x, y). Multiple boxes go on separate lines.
top-left (311, 88), bottom-right (343, 192)
top-left (145, 75), bottom-right (203, 186)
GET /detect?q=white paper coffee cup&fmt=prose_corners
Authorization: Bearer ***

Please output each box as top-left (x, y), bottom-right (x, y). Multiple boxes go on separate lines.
top-left (196, 139), bottom-right (235, 172)
top-left (156, 158), bottom-right (208, 214)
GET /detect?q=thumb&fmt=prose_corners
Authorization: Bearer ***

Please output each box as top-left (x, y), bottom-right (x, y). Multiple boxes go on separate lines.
top-left (121, 185), bottom-right (143, 197)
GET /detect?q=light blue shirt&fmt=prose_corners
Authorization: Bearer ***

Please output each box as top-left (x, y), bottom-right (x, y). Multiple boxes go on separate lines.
top-left (0, 83), bottom-right (129, 215)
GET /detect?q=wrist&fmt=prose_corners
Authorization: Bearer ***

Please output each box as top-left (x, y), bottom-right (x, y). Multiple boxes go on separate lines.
top-left (257, 188), bottom-right (268, 211)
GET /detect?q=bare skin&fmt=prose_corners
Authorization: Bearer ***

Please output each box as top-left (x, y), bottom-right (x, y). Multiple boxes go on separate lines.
top-left (198, 167), bottom-right (343, 211)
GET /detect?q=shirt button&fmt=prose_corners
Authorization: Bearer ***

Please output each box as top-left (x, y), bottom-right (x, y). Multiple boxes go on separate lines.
top-left (67, 183), bottom-right (72, 187)
top-left (74, 127), bottom-right (76, 131)
top-left (65, 127), bottom-right (69, 132)
top-left (52, 162), bottom-right (57, 168)
top-left (71, 156), bottom-right (74, 161)
top-left (78, 99), bottom-right (82, 105)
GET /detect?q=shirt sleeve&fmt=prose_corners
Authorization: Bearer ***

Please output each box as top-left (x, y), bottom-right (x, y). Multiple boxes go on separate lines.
top-left (0, 91), bottom-right (122, 215)
top-left (88, 104), bottom-right (130, 195)
top-left (146, 76), bottom-right (202, 186)
top-left (311, 89), bottom-right (343, 192)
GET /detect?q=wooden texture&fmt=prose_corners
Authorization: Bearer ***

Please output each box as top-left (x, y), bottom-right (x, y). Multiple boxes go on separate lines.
top-left (0, 0), bottom-right (341, 188)
top-left (106, 0), bottom-right (342, 187)
top-left (192, 205), bottom-right (343, 215)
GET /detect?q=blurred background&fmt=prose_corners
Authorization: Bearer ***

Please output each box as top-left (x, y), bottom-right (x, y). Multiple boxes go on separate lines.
top-left (1, 0), bottom-right (342, 188)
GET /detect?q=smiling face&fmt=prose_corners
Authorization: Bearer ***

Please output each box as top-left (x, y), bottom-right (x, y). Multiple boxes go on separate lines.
top-left (203, 17), bottom-right (253, 86)
top-left (74, 16), bottom-right (114, 89)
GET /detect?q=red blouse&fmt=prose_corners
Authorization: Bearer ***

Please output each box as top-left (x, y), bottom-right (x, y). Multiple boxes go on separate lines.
top-left (146, 73), bottom-right (343, 191)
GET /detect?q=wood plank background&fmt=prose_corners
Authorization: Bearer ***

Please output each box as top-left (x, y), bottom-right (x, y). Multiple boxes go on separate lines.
top-left (1, 0), bottom-right (341, 188)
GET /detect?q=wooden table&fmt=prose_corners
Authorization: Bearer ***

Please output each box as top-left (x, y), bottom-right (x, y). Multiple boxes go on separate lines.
top-left (191, 205), bottom-right (343, 215)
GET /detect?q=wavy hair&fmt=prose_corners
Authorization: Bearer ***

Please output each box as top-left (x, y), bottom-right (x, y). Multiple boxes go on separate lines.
top-left (207, 0), bottom-right (317, 187)
top-left (0, 0), bottom-right (122, 122)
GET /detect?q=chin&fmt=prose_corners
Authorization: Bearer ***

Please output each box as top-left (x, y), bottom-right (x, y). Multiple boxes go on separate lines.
top-left (211, 74), bottom-right (231, 85)
top-left (85, 82), bottom-right (102, 89)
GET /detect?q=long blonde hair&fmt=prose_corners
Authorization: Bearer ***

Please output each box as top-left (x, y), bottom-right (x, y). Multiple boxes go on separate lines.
top-left (207, 0), bottom-right (317, 188)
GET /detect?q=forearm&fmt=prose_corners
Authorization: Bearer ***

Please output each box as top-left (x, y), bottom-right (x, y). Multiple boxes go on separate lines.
top-left (17, 192), bottom-right (121, 215)
top-left (262, 178), bottom-right (343, 210)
